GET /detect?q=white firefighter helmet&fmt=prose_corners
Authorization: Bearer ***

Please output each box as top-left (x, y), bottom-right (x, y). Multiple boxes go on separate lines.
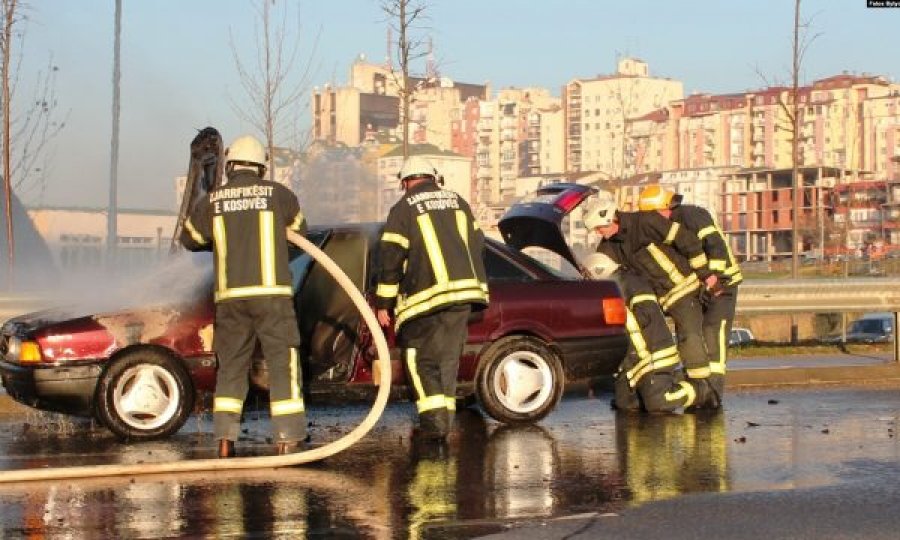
top-left (583, 252), bottom-right (620, 279)
top-left (582, 191), bottom-right (618, 230)
top-left (226, 135), bottom-right (267, 168)
top-left (397, 156), bottom-right (438, 182)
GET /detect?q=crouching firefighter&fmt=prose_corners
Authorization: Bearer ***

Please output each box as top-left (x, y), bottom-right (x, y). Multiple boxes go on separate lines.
top-left (581, 191), bottom-right (719, 409)
top-left (639, 185), bottom-right (741, 405)
top-left (180, 134), bottom-right (308, 458)
top-left (375, 156), bottom-right (489, 441)
top-left (584, 252), bottom-right (711, 412)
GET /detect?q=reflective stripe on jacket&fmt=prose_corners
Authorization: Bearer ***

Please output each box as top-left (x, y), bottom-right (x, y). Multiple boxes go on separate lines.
top-left (375, 181), bottom-right (489, 329)
top-left (671, 204), bottom-right (743, 287)
top-left (180, 169), bottom-right (307, 302)
top-left (598, 211), bottom-right (709, 310)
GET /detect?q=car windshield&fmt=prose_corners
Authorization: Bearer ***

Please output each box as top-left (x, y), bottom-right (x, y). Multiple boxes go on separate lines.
top-left (520, 246), bottom-right (582, 280)
top-left (849, 319), bottom-right (889, 334)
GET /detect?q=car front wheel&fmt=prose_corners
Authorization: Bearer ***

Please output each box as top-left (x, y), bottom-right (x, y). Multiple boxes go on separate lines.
top-left (475, 336), bottom-right (564, 424)
top-left (95, 347), bottom-right (195, 441)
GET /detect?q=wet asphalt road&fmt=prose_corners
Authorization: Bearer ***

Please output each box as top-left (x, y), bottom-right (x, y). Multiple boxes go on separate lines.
top-left (0, 385), bottom-right (898, 539)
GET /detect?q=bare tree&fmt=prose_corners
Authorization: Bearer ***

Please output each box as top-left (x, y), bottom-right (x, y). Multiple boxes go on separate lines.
top-left (0, 1), bottom-right (67, 288)
top-left (769, 0), bottom-right (820, 277)
top-left (1, 0), bottom-right (20, 287)
top-left (229, 0), bottom-right (318, 179)
top-left (11, 56), bottom-right (67, 195)
top-left (382, 0), bottom-right (429, 159)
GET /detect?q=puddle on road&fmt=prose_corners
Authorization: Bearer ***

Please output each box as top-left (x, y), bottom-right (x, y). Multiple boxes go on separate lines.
top-left (0, 387), bottom-right (897, 538)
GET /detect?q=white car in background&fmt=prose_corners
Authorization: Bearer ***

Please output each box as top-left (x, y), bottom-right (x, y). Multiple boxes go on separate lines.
top-left (728, 327), bottom-right (755, 347)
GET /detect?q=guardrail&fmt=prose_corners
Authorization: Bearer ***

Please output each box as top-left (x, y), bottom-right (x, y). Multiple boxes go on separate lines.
top-left (737, 278), bottom-right (900, 314)
top-left (737, 277), bottom-right (900, 363)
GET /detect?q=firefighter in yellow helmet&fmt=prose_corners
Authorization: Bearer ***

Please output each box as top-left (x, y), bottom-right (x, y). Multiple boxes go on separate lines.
top-left (374, 156), bottom-right (489, 441)
top-left (180, 134), bottom-right (308, 457)
top-left (638, 185), bottom-right (741, 406)
top-left (582, 191), bottom-right (719, 410)
top-left (583, 252), bottom-right (712, 412)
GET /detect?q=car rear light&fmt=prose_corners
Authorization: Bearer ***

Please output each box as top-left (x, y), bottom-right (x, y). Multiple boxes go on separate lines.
top-left (555, 191), bottom-right (585, 213)
top-left (602, 297), bottom-right (627, 325)
top-left (18, 341), bottom-right (43, 363)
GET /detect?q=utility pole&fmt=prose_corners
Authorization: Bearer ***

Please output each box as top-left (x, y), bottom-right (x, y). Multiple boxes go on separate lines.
top-left (107, 0), bottom-right (122, 261)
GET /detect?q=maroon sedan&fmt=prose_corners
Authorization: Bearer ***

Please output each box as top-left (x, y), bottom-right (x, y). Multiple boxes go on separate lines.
top-left (0, 184), bottom-right (627, 440)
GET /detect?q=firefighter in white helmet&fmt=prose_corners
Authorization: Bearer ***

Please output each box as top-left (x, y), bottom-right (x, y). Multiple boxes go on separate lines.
top-left (582, 191), bottom-right (718, 410)
top-left (374, 155), bottom-right (489, 442)
top-left (583, 252), bottom-right (712, 412)
top-left (181, 134), bottom-right (308, 457)
top-left (638, 185), bottom-right (739, 407)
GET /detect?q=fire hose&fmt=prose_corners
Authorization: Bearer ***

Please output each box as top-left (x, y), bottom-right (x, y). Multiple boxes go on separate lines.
top-left (0, 230), bottom-right (392, 483)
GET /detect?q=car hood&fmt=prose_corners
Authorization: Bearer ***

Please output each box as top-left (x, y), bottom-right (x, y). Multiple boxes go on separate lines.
top-left (497, 182), bottom-right (597, 268)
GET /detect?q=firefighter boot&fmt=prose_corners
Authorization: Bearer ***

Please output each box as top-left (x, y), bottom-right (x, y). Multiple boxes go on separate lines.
top-left (415, 410), bottom-right (449, 441)
top-left (611, 372), bottom-right (642, 412)
top-left (217, 439), bottom-right (235, 459)
top-left (686, 379), bottom-right (720, 412)
top-left (276, 441), bottom-right (305, 455)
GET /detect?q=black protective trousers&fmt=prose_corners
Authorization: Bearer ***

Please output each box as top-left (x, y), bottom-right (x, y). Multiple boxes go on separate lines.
top-left (665, 293), bottom-right (711, 382)
top-left (397, 304), bottom-right (471, 437)
top-left (212, 297), bottom-right (306, 443)
top-left (703, 285), bottom-right (738, 400)
top-left (615, 296), bottom-right (702, 413)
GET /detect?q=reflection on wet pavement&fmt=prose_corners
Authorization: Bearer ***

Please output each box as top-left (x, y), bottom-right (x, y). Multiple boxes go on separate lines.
top-left (0, 386), bottom-right (897, 538)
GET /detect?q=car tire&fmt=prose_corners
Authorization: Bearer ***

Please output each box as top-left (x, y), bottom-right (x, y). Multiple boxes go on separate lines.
top-left (475, 336), bottom-right (564, 425)
top-left (95, 347), bottom-right (195, 441)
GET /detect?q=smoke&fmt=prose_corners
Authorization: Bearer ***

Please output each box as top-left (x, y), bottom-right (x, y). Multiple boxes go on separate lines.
top-left (294, 146), bottom-right (382, 225)
top-left (19, 251), bottom-right (213, 322)
top-left (0, 192), bottom-right (58, 291)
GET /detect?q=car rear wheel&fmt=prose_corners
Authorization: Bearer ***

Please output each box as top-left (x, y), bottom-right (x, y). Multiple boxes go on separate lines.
top-left (475, 336), bottom-right (564, 424)
top-left (95, 348), bottom-right (195, 441)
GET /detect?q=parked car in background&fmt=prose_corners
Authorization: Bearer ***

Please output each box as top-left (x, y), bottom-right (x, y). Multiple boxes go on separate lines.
top-left (1, 184), bottom-right (629, 441)
top-left (826, 313), bottom-right (894, 344)
top-left (728, 327), bottom-right (755, 347)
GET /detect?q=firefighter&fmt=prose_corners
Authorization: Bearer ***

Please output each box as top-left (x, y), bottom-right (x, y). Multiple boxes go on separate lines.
top-left (180, 134), bottom-right (308, 458)
top-left (638, 185), bottom-right (741, 404)
top-left (581, 191), bottom-right (719, 409)
top-left (374, 156), bottom-right (489, 441)
top-left (583, 252), bottom-right (711, 413)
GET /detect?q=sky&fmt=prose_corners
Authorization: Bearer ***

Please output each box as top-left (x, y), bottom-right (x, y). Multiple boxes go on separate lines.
top-left (14, 0), bottom-right (900, 212)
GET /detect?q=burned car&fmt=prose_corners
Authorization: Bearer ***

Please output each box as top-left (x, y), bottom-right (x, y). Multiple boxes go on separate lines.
top-left (0, 184), bottom-right (628, 440)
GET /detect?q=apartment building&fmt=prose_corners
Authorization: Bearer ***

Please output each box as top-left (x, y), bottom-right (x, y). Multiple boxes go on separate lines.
top-left (452, 88), bottom-right (564, 211)
top-left (311, 58), bottom-right (401, 147)
top-left (563, 58), bottom-right (684, 177)
top-left (659, 166), bottom-right (739, 219)
top-left (311, 57), bottom-right (487, 150)
top-left (719, 167), bottom-right (837, 260)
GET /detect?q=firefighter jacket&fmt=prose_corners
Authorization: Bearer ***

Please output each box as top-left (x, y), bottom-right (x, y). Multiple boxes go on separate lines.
top-left (598, 211), bottom-right (710, 311)
top-left (375, 180), bottom-right (489, 330)
top-left (670, 204), bottom-right (743, 287)
top-left (180, 169), bottom-right (307, 303)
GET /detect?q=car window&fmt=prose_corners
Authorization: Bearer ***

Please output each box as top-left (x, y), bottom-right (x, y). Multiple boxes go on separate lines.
top-left (484, 247), bottom-right (533, 282)
top-left (521, 246), bottom-right (582, 280)
top-left (850, 319), bottom-right (890, 334)
top-left (288, 230), bottom-right (329, 291)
